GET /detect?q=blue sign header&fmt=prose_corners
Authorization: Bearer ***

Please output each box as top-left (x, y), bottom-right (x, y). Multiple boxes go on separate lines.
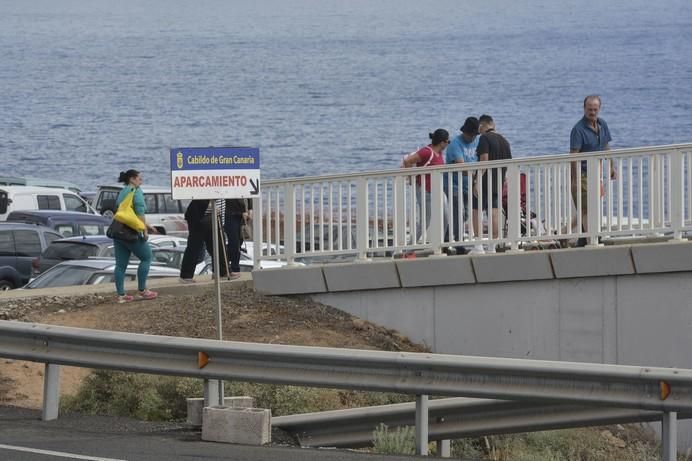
top-left (170, 147), bottom-right (260, 171)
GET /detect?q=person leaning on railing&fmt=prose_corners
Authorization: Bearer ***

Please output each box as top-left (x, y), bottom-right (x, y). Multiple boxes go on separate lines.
top-left (401, 129), bottom-right (450, 244)
top-left (569, 95), bottom-right (616, 247)
top-left (469, 115), bottom-right (512, 255)
top-left (445, 117), bottom-right (480, 253)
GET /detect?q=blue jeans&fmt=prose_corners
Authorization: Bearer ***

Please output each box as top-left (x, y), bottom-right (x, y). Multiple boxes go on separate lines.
top-left (447, 189), bottom-right (469, 243)
top-left (114, 236), bottom-right (152, 295)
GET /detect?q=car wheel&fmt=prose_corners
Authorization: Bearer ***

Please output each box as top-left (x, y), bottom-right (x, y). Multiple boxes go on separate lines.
top-left (102, 209), bottom-right (114, 219)
top-left (0, 280), bottom-right (15, 291)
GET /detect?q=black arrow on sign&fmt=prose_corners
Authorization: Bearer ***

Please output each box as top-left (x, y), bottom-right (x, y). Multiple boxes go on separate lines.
top-left (250, 178), bottom-right (260, 195)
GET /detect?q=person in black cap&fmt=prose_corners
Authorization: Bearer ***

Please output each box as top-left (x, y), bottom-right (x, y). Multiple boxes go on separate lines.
top-left (445, 117), bottom-right (480, 251)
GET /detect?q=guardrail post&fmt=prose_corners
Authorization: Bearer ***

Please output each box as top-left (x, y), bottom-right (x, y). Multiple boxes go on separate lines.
top-left (430, 171), bottom-right (443, 255)
top-left (42, 363), bottom-right (60, 421)
top-left (434, 417), bottom-right (451, 457)
top-left (356, 178), bottom-right (369, 260)
top-left (506, 164), bottom-right (521, 251)
top-left (587, 157), bottom-right (601, 246)
top-left (662, 411), bottom-right (677, 461)
top-left (670, 150), bottom-right (684, 240)
top-left (415, 394), bottom-right (429, 456)
top-left (284, 185), bottom-right (297, 264)
top-left (204, 379), bottom-right (221, 407)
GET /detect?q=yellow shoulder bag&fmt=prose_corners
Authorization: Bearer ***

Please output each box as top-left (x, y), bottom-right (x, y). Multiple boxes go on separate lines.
top-left (113, 189), bottom-right (146, 231)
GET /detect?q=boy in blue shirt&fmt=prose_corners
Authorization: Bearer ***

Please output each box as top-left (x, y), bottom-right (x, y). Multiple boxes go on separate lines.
top-left (445, 117), bottom-right (479, 251)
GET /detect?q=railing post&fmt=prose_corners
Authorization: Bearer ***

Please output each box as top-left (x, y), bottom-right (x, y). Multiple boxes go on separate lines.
top-left (252, 196), bottom-right (262, 270)
top-left (284, 185), bottom-right (297, 264)
top-left (670, 150), bottom-right (684, 240)
top-left (356, 177), bottom-right (369, 260)
top-left (662, 411), bottom-right (677, 461)
top-left (415, 394), bottom-right (429, 456)
top-left (506, 163), bottom-right (521, 251)
top-left (587, 156), bottom-right (601, 246)
top-left (42, 363), bottom-right (60, 421)
top-left (430, 171), bottom-right (443, 255)
top-left (394, 176), bottom-right (407, 250)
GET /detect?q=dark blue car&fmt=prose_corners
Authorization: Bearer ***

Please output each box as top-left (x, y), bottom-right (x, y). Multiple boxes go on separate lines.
top-left (6, 210), bottom-right (112, 238)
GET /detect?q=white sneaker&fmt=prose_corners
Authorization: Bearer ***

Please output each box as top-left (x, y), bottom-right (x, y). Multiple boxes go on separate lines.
top-left (485, 244), bottom-right (497, 254)
top-left (469, 244), bottom-right (485, 255)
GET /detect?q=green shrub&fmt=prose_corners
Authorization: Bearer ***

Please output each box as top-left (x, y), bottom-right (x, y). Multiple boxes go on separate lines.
top-left (372, 423), bottom-right (416, 455)
top-left (451, 438), bottom-right (483, 459)
top-left (61, 370), bottom-right (412, 421)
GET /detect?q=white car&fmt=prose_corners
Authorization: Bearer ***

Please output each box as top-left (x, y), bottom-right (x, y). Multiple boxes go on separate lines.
top-left (148, 234), bottom-right (187, 249)
top-left (93, 185), bottom-right (189, 237)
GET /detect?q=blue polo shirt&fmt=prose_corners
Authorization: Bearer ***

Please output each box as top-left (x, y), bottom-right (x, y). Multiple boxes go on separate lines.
top-left (570, 116), bottom-right (612, 174)
top-left (445, 134), bottom-right (479, 192)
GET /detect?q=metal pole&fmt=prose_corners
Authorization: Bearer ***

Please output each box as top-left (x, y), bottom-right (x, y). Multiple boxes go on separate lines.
top-left (415, 394), bottom-right (429, 456)
top-left (42, 363), bottom-right (60, 421)
top-left (204, 379), bottom-right (220, 407)
top-left (211, 200), bottom-right (224, 406)
top-left (662, 411), bottom-right (677, 461)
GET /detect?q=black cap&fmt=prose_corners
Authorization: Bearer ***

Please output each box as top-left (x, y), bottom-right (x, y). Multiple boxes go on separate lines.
top-left (460, 117), bottom-right (479, 135)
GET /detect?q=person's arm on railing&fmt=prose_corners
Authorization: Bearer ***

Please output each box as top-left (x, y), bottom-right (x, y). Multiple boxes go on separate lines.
top-left (402, 152), bottom-right (422, 168)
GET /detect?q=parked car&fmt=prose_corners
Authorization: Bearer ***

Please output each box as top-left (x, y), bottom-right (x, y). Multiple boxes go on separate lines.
top-left (23, 259), bottom-right (179, 289)
top-left (6, 210), bottom-right (112, 238)
top-left (0, 185), bottom-right (97, 221)
top-left (151, 247), bottom-right (209, 275)
top-left (0, 222), bottom-right (63, 287)
top-left (93, 185), bottom-right (189, 237)
top-left (0, 176), bottom-right (82, 193)
top-left (0, 265), bottom-right (23, 291)
top-left (148, 234), bottom-right (188, 248)
top-left (32, 234), bottom-right (189, 275)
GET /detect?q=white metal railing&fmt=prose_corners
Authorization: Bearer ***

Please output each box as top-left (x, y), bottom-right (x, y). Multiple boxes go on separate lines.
top-left (254, 144), bottom-right (692, 265)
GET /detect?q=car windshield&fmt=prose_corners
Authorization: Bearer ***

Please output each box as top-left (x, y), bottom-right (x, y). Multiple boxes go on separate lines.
top-left (43, 242), bottom-right (100, 260)
top-left (25, 265), bottom-right (96, 288)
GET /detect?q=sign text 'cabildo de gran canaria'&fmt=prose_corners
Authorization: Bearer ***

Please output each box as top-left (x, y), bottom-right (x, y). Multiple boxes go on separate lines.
top-left (170, 147), bottom-right (260, 200)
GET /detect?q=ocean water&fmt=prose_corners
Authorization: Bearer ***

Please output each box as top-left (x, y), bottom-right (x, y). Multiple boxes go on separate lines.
top-left (1, 0), bottom-right (691, 191)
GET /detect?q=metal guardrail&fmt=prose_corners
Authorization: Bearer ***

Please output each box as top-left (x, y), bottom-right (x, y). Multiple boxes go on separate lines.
top-left (0, 320), bottom-right (687, 459)
top-left (274, 397), bottom-right (692, 448)
top-left (254, 143), bottom-right (692, 265)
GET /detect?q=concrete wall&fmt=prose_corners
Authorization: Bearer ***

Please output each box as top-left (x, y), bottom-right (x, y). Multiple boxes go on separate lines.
top-left (254, 241), bottom-right (692, 368)
top-left (313, 273), bottom-right (692, 368)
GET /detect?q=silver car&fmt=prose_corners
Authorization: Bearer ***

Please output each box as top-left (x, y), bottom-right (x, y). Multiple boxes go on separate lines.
top-left (23, 259), bottom-right (179, 289)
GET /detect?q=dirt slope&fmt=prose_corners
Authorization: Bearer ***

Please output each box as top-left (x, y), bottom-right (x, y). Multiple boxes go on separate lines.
top-left (0, 286), bottom-right (427, 408)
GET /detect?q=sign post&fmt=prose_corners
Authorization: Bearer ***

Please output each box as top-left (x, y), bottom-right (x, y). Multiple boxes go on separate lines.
top-left (170, 146), bottom-right (260, 406)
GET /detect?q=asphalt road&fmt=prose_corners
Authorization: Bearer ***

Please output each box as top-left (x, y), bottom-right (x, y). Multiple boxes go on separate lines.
top-left (0, 406), bottom-right (427, 461)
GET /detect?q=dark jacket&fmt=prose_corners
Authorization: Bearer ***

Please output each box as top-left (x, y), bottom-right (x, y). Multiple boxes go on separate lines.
top-left (225, 198), bottom-right (253, 215)
top-left (184, 200), bottom-right (211, 224)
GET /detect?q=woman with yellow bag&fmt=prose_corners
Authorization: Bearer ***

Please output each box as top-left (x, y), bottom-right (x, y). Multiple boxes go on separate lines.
top-left (112, 169), bottom-right (158, 303)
